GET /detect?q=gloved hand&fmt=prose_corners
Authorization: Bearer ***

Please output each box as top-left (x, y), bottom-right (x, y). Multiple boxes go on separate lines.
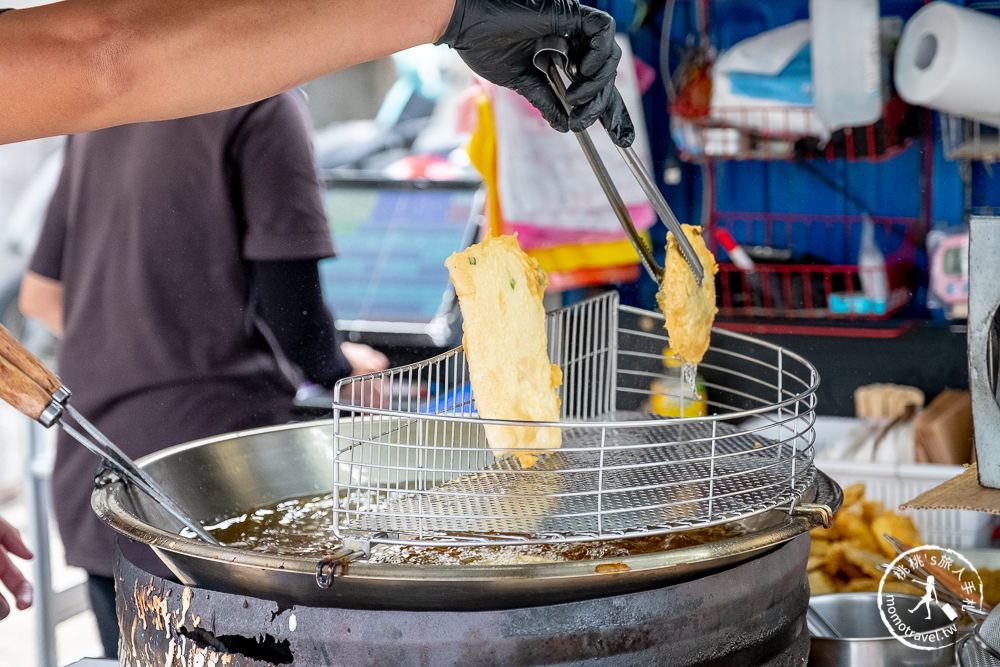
top-left (437, 0), bottom-right (635, 147)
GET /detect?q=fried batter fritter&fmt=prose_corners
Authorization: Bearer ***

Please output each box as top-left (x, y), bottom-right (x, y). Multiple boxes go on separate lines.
top-left (445, 235), bottom-right (562, 468)
top-left (655, 225), bottom-right (719, 365)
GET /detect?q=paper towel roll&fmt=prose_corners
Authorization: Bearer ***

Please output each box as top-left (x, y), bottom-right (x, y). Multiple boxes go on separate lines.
top-left (895, 2), bottom-right (1000, 127)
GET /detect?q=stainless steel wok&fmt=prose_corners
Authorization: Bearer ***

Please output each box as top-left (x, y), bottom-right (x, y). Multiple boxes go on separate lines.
top-left (93, 419), bottom-right (842, 611)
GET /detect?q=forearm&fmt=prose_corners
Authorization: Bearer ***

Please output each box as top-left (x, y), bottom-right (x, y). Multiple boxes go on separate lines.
top-left (251, 259), bottom-right (352, 389)
top-left (0, 0), bottom-right (455, 144)
top-left (18, 271), bottom-right (64, 338)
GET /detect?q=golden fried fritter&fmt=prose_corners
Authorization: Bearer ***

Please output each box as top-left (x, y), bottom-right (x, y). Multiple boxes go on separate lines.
top-left (655, 225), bottom-right (719, 365)
top-left (445, 235), bottom-right (562, 468)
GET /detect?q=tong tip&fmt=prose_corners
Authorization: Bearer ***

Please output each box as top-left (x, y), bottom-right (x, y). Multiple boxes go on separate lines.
top-left (689, 259), bottom-right (705, 287)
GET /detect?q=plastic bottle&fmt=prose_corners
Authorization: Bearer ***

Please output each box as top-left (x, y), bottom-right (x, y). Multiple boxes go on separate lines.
top-left (809, 0), bottom-right (883, 130)
top-left (858, 213), bottom-right (889, 309)
top-left (650, 348), bottom-right (708, 418)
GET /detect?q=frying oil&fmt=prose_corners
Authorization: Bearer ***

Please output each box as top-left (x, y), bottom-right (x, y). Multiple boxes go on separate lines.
top-left (206, 494), bottom-right (341, 557)
top-left (205, 492), bottom-right (744, 564)
top-left (681, 362), bottom-right (699, 398)
top-left (649, 348), bottom-right (708, 418)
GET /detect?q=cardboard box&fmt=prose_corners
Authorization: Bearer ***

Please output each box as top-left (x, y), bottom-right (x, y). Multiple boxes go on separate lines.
top-left (912, 389), bottom-right (974, 465)
top-left (902, 464), bottom-right (1000, 517)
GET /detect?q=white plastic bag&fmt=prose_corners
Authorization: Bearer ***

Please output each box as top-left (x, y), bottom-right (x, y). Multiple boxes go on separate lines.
top-left (491, 37), bottom-right (654, 234)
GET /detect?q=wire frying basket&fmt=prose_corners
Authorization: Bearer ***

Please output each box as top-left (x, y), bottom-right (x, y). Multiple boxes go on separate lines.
top-left (332, 292), bottom-right (818, 548)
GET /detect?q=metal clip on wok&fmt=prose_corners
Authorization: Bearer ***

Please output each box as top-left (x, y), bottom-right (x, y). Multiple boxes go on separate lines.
top-left (532, 38), bottom-right (704, 286)
top-left (0, 324), bottom-right (220, 545)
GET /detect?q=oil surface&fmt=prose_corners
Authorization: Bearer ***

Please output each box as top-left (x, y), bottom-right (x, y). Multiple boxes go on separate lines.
top-left (206, 494), bottom-right (341, 557)
top-left (206, 492), bottom-right (746, 565)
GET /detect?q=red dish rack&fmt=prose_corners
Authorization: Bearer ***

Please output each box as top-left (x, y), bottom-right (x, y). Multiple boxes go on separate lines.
top-left (708, 211), bottom-right (918, 323)
top-left (670, 96), bottom-right (917, 162)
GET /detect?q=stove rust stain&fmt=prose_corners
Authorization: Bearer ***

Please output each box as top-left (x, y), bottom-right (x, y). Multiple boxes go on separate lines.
top-left (119, 571), bottom-right (269, 667)
top-left (129, 616), bottom-right (137, 659)
top-left (182, 586), bottom-right (193, 622)
top-left (131, 579), bottom-right (153, 631)
top-left (134, 577), bottom-right (170, 633)
top-left (177, 638), bottom-right (231, 667)
top-left (159, 596), bottom-right (172, 634)
top-left (165, 637), bottom-right (176, 665)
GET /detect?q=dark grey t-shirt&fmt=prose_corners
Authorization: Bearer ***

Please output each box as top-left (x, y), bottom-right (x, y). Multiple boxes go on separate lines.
top-left (30, 91), bottom-right (336, 576)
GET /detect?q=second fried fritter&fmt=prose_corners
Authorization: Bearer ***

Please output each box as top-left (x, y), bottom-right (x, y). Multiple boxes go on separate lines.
top-left (655, 225), bottom-right (719, 365)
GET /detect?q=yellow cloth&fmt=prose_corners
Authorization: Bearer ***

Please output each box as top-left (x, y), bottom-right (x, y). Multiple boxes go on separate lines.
top-left (528, 239), bottom-right (648, 273)
top-left (467, 90), bottom-right (504, 238)
top-left (467, 91), bottom-right (649, 275)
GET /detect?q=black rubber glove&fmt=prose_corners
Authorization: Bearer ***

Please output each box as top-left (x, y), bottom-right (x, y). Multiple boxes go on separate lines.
top-left (437, 0), bottom-right (635, 147)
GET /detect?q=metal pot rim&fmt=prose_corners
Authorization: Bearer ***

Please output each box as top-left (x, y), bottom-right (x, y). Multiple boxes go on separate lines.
top-left (92, 418), bottom-right (842, 583)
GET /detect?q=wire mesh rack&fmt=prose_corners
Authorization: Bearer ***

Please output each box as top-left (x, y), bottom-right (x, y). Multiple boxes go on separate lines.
top-left (941, 114), bottom-right (1000, 163)
top-left (332, 292), bottom-right (819, 548)
top-left (670, 96), bottom-right (916, 162)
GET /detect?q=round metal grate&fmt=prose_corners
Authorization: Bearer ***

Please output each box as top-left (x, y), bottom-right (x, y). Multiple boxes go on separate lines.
top-left (333, 292), bottom-right (819, 548)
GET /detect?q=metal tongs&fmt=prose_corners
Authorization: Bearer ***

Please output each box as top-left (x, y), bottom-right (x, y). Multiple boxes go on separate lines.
top-left (0, 324), bottom-right (220, 545)
top-left (532, 38), bottom-right (704, 286)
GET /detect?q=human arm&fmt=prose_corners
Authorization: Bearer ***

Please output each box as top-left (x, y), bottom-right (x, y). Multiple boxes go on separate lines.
top-left (235, 93), bottom-right (388, 388)
top-left (0, 0), bottom-right (456, 144)
top-left (0, 516), bottom-right (33, 621)
top-left (0, 0), bottom-right (630, 146)
top-left (340, 341), bottom-right (391, 377)
top-left (250, 259), bottom-right (388, 387)
top-left (18, 271), bottom-right (64, 338)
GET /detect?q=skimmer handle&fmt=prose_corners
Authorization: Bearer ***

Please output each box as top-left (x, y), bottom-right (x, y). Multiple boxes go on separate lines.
top-left (0, 323), bottom-right (220, 545)
top-left (0, 323), bottom-right (66, 397)
top-left (0, 323), bottom-right (66, 425)
top-left (0, 349), bottom-right (54, 422)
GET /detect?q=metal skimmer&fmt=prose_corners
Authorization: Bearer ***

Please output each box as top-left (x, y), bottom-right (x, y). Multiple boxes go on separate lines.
top-left (332, 292), bottom-right (818, 548)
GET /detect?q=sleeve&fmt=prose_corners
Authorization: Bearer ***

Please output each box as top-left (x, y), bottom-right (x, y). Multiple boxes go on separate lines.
top-left (28, 143), bottom-right (73, 281)
top-left (250, 258), bottom-right (353, 389)
top-left (229, 90), bottom-right (336, 261)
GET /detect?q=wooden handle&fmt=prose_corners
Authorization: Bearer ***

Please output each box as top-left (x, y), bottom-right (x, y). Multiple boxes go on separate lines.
top-left (0, 353), bottom-right (54, 421)
top-left (894, 538), bottom-right (991, 611)
top-left (0, 323), bottom-right (62, 395)
top-left (923, 555), bottom-right (990, 612)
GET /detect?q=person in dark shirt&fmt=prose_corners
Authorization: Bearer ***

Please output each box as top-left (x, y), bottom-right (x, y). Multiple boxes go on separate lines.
top-left (18, 90), bottom-right (388, 657)
top-left (0, 1), bottom-right (633, 149)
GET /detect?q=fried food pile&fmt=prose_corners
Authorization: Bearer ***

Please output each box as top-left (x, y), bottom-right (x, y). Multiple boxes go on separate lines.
top-left (811, 483), bottom-right (1000, 606)
top-left (809, 483), bottom-right (924, 595)
top-left (445, 235), bottom-right (562, 469)
top-left (655, 225), bottom-right (719, 365)
top-left (981, 568), bottom-right (1000, 607)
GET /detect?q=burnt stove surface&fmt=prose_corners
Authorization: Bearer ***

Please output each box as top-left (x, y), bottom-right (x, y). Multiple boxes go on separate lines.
top-left (115, 535), bottom-right (810, 666)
